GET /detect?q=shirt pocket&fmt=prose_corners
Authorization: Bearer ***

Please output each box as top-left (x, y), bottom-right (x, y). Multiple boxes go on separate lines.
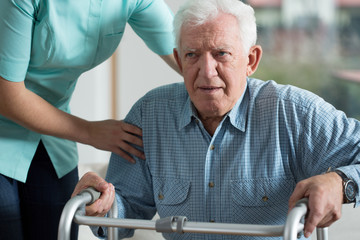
top-left (231, 177), bottom-right (295, 225)
top-left (94, 31), bottom-right (124, 65)
top-left (30, 20), bottom-right (54, 67)
top-left (153, 177), bottom-right (191, 218)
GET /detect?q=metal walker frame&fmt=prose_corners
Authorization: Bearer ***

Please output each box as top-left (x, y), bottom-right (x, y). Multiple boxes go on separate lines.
top-left (58, 188), bottom-right (328, 240)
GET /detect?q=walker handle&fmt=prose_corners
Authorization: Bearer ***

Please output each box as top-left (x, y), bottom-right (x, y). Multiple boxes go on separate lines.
top-left (80, 187), bottom-right (101, 205)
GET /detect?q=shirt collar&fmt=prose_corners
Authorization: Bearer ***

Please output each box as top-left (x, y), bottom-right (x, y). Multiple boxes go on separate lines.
top-left (227, 81), bottom-right (248, 132)
top-left (179, 97), bottom-right (195, 130)
top-left (179, 80), bottom-right (249, 132)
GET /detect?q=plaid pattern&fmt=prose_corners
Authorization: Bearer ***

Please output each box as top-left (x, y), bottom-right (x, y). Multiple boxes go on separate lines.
top-left (105, 78), bottom-right (360, 240)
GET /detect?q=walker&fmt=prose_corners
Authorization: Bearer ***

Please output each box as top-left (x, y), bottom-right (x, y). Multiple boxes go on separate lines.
top-left (58, 187), bottom-right (328, 240)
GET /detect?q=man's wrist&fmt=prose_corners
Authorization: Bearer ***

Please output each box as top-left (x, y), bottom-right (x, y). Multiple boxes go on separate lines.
top-left (334, 170), bottom-right (358, 204)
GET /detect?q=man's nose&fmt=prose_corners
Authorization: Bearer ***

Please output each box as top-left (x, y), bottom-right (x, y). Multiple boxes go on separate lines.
top-left (198, 53), bottom-right (218, 78)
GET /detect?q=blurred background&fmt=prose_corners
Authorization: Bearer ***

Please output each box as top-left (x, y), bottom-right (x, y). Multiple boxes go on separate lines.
top-left (249, 0), bottom-right (360, 120)
top-left (69, 0), bottom-right (360, 239)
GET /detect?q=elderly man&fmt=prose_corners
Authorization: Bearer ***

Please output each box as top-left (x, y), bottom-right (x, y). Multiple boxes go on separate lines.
top-left (73, 0), bottom-right (360, 239)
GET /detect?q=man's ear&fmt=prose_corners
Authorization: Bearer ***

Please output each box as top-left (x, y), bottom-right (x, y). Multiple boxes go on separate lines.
top-left (173, 48), bottom-right (183, 73)
top-left (246, 45), bottom-right (262, 76)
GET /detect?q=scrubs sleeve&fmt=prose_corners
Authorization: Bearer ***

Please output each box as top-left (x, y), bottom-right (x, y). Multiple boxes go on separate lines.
top-left (0, 0), bottom-right (36, 82)
top-left (128, 0), bottom-right (175, 56)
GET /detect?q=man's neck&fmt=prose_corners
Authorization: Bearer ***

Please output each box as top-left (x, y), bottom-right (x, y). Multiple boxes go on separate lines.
top-left (200, 116), bottom-right (223, 136)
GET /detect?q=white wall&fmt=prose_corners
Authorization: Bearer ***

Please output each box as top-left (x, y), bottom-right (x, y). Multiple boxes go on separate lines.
top-left (116, 0), bottom-right (185, 119)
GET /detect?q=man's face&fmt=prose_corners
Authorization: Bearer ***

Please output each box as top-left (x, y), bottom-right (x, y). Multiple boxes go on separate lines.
top-left (175, 13), bottom-right (253, 120)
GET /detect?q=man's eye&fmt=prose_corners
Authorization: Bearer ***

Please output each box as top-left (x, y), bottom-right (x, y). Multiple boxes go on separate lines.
top-left (185, 52), bottom-right (196, 58)
top-left (217, 51), bottom-right (228, 57)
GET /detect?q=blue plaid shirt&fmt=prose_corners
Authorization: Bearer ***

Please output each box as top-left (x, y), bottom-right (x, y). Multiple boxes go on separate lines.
top-left (104, 78), bottom-right (360, 240)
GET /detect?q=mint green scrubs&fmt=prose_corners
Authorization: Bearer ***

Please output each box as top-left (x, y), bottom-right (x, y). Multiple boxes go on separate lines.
top-left (0, 0), bottom-right (175, 183)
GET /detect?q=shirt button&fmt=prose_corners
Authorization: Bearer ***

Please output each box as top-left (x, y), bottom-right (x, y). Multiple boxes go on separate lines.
top-left (262, 196), bottom-right (269, 202)
top-left (158, 194), bottom-right (164, 200)
top-left (210, 145), bottom-right (215, 150)
top-left (208, 182), bottom-right (215, 188)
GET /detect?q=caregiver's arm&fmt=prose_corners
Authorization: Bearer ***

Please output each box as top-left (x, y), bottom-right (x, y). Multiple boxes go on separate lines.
top-left (160, 54), bottom-right (182, 75)
top-left (0, 77), bottom-right (144, 162)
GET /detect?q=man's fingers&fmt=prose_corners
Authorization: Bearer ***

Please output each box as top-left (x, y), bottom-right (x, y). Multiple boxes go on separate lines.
top-left (312, 205), bottom-right (341, 228)
top-left (303, 193), bottom-right (342, 237)
top-left (304, 210), bottom-right (340, 237)
top-left (289, 173), bottom-right (344, 238)
top-left (72, 172), bottom-right (109, 197)
top-left (85, 183), bottom-right (115, 217)
top-left (86, 199), bottom-right (104, 216)
top-left (288, 181), bottom-right (308, 211)
top-left (303, 207), bottom-right (323, 237)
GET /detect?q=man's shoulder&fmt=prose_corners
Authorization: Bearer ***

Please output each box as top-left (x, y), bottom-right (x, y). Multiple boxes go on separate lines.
top-left (125, 82), bottom-right (187, 126)
top-left (141, 82), bottom-right (188, 102)
top-left (247, 78), bottom-right (322, 108)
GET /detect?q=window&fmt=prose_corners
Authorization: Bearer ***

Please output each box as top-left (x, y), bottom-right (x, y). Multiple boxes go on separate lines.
top-left (247, 0), bottom-right (360, 119)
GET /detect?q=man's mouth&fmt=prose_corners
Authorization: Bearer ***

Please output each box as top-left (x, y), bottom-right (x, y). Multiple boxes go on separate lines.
top-left (199, 86), bottom-right (221, 91)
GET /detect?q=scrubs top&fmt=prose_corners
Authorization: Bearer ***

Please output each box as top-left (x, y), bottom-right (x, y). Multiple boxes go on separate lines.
top-left (0, 0), bottom-right (175, 183)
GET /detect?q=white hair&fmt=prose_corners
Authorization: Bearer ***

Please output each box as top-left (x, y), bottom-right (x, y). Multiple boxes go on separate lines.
top-left (173, 0), bottom-right (257, 54)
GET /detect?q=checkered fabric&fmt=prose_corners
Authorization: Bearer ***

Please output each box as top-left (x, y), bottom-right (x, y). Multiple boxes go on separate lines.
top-left (103, 78), bottom-right (360, 240)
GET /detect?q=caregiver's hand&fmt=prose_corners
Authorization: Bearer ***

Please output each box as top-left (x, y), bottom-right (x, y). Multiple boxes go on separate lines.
top-left (0, 77), bottom-right (144, 163)
top-left (86, 120), bottom-right (144, 163)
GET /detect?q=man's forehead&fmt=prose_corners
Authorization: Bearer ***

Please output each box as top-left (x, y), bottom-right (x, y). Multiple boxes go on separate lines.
top-left (180, 29), bottom-right (240, 52)
top-left (181, 45), bottom-right (234, 52)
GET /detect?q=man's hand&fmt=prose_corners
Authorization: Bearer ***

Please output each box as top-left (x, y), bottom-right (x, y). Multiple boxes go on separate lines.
top-left (288, 172), bottom-right (343, 238)
top-left (72, 172), bottom-right (115, 217)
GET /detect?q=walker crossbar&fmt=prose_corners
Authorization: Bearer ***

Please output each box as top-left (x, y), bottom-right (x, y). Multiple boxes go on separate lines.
top-left (58, 189), bottom-right (328, 240)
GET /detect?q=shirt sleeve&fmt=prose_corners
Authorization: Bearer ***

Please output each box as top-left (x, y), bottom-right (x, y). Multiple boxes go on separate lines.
top-left (99, 99), bottom-right (157, 239)
top-left (298, 96), bottom-right (360, 206)
top-left (128, 0), bottom-right (175, 55)
top-left (101, 153), bottom-right (157, 238)
top-left (0, 0), bottom-right (37, 82)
